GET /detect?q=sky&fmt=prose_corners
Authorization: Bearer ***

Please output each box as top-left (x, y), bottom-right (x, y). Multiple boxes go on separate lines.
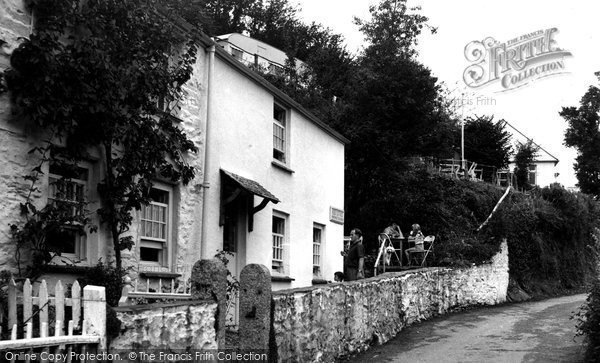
top-left (295, 0), bottom-right (600, 188)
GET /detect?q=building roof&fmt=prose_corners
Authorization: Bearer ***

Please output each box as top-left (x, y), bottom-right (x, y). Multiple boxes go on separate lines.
top-left (499, 120), bottom-right (559, 165)
top-left (157, 8), bottom-right (349, 144)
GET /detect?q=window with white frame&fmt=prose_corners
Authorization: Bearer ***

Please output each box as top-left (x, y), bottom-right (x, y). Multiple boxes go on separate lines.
top-left (273, 103), bottom-right (287, 163)
top-left (528, 164), bottom-right (537, 186)
top-left (139, 185), bottom-right (173, 267)
top-left (46, 163), bottom-right (90, 260)
top-left (272, 212), bottom-right (288, 274)
top-left (313, 224), bottom-right (324, 276)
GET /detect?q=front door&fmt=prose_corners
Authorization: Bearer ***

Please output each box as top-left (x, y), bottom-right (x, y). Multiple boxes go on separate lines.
top-left (222, 196), bottom-right (247, 329)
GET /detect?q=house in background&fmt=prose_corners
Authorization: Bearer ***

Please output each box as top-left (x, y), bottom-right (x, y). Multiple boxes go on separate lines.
top-left (497, 120), bottom-right (560, 187)
top-left (0, 2), bottom-right (347, 291)
top-left (215, 33), bottom-right (307, 76)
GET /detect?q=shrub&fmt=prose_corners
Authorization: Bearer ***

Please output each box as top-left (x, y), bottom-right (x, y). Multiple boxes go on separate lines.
top-left (78, 260), bottom-right (126, 307)
top-left (576, 279), bottom-right (600, 362)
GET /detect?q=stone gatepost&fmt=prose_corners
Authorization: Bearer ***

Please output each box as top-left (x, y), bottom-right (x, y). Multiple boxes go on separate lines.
top-left (239, 264), bottom-right (271, 351)
top-left (191, 259), bottom-right (227, 348)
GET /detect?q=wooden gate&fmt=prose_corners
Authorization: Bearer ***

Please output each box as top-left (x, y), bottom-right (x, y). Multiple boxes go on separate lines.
top-left (0, 279), bottom-right (106, 362)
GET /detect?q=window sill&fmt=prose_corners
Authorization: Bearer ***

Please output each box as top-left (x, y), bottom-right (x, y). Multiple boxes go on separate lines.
top-left (271, 161), bottom-right (295, 174)
top-left (43, 264), bottom-right (93, 274)
top-left (311, 278), bottom-right (328, 285)
top-left (139, 271), bottom-right (181, 279)
top-left (271, 275), bottom-right (295, 282)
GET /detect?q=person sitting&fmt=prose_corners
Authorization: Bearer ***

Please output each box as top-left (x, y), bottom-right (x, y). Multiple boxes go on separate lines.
top-left (405, 223), bottom-right (425, 264)
top-left (383, 222), bottom-right (404, 239)
top-left (334, 271), bottom-right (345, 282)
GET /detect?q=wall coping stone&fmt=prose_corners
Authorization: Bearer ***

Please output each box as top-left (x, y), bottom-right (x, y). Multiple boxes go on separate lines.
top-left (113, 299), bottom-right (213, 313)
top-left (273, 267), bottom-right (453, 295)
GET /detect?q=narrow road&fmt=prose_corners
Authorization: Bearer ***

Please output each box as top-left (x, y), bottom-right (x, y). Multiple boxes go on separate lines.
top-left (346, 294), bottom-right (588, 363)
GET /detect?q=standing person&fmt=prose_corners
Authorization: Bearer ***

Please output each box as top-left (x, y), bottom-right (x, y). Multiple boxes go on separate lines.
top-left (344, 228), bottom-right (365, 281)
top-left (405, 223), bottom-right (425, 263)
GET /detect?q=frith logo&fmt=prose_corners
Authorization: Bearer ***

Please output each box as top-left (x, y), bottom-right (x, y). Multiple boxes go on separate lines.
top-left (463, 28), bottom-right (572, 91)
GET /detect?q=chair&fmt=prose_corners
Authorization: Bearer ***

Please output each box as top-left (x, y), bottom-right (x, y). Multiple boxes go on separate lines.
top-left (374, 233), bottom-right (402, 275)
top-left (408, 235), bottom-right (435, 267)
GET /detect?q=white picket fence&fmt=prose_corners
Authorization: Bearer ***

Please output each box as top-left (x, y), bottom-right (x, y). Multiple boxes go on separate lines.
top-left (0, 279), bottom-right (106, 360)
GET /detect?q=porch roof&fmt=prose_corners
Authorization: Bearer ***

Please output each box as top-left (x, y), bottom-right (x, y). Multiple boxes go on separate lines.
top-left (221, 169), bottom-right (280, 203)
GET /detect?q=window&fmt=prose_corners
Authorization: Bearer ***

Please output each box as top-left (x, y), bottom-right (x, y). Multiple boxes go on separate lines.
top-left (528, 164), bottom-right (537, 186)
top-left (272, 212), bottom-right (289, 274)
top-left (231, 47), bottom-right (243, 61)
top-left (273, 103), bottom-right (287, 163)
top-left (313, 224), bottom-right (324, 276)
top-left (139, 185), bottom-right (173, 267)
top-left (47, 164), bottom-right (89, 260)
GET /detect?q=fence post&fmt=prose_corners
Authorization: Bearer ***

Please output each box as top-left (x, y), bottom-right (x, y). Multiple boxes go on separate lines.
top-left (239, 264), bottom-right (271, 351)
top-left (191, 259), bottom-right (227, 348)
top-left (83, 285), bottom-right (107, 350)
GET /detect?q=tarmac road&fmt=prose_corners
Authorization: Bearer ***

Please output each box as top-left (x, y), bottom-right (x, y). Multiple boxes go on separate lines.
top-left (345, 294), bottom-right (588, 363)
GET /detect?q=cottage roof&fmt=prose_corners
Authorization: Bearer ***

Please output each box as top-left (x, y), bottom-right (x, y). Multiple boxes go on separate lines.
top-left (157, 8), bottom-right (349, 145)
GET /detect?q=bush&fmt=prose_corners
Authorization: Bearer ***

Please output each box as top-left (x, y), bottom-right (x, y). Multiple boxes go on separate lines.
top-left (576, 279), bottom-right (600, 362)
top-left (78, 260), bottom-right (126, 307)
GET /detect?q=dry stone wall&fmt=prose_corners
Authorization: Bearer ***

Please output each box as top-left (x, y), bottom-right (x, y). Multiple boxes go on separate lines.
top-left (110, 301), bottom-right (218, 351)
top-left (270, 241), bottom-right (509, 362)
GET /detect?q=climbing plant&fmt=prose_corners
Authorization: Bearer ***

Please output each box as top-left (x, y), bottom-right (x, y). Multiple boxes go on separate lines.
top-left (5, 0), bottom-right (202, 271)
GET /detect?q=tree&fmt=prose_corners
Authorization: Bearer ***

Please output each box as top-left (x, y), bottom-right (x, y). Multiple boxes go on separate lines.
top-left (354, 0), bottom-right (435, 60)
top-left (513, 141), bottom-right (539, 191)
top-left (6, 0), bottom-right (200, 271)
top-left (463, 116), bottom-right (512, 182)
top-left (562, 72), bottom-right (600, 197)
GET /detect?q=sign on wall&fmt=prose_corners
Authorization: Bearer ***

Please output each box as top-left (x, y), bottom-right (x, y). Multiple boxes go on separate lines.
top-left (329, 207), bottom-right (344, 225)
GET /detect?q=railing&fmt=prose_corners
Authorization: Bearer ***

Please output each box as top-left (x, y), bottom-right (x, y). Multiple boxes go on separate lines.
top-left (437, 159), bottom-right (484, 182)
top-left (118, 276), bottom-right (192, 305)
top-left (0, 279), bottom-right (106, 360)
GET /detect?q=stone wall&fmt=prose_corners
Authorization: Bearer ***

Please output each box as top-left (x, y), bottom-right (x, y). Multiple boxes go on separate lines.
top-left (270, 240), bottom-right (509, 362)
top-left (110, 301), bottom-right (218, 351)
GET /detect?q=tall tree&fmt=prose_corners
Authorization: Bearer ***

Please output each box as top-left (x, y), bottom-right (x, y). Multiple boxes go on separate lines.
top-left (463, 116), bottom-right (512, 182)
top-left (562, 72), bottom-right (600, 197)
top-left (326, 0), bottom-right (456, 240)
top-left (6, 0), bottom-right (200, 270)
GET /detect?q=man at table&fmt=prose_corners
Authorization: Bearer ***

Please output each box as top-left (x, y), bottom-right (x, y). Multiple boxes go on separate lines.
top-left (344, 228), bottom-right (365, 281)
top-left (405, 223), bottom-right (425, 262)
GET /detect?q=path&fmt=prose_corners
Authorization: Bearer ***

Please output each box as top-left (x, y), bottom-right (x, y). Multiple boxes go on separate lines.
top-left (346, 294), bottom-right (588, 363)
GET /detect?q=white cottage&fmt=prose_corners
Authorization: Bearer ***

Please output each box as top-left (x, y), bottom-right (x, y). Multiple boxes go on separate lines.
top-left (0, 3), bottom-right (347, 290)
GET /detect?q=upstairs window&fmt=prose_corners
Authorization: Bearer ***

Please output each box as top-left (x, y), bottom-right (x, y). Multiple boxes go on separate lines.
top-left (273, 103), bottom-right (287, 163)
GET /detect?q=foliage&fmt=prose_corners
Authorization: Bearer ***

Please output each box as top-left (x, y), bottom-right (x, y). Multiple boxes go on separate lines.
top-left (354, 0), bottom-right (435, 59)
top-left (6, 0), bottom-right (200, 270)
top-left (513, 141), bottom-right (539, 191)
top-left (78, 260), bottom-right (126, 307)
top-left (574, 224), bottom-right (600, 362)
top-left (214, 250), bottom-right (240, 292)
top-left (463, 116), bottom-right (513, 182)
top-left (356, 168), bottom-right (600, 297)
top-left (562, 72), bottom-right (600, 198)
